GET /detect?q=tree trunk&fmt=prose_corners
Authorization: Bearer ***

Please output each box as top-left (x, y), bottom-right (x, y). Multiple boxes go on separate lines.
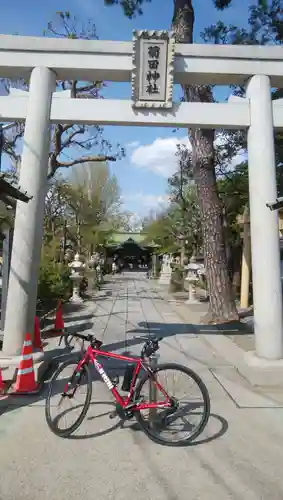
top-left (62, 219), bottom-right (67, 262)
top-left (222, 203), bottom-right (233, 285)
top-left (180, 240), bottom-right (186, 266)
top-left (76, 214), bottom-right (81, 253)
top-left (172, 0), bottom-right (238, 322)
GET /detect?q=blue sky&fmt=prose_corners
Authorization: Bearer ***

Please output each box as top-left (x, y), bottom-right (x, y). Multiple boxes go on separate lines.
top-left (0, 0), bottom-right (251, 222)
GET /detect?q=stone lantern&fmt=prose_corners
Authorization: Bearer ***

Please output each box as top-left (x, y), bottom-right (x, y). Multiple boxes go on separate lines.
top-left (68, 253), bottom-right (86, 303)
top-left (87, 253), bottom-right (99, 292)
top-left (158, 254), bottom-right (173, 285)
top-left (64, 247), bottom-right (73, 263)
top-left (185, 255), bottom-right (201, 304)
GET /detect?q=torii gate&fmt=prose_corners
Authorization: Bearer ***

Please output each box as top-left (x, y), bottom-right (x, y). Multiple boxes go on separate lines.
top-left (0, 31), bottom-right (282, 363)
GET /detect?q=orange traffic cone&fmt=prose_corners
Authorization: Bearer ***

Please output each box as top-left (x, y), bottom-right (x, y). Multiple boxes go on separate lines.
top-left (33, 316), bottom-right (43, 350)
top-left (13, 333), bottom-right (39, 394)
top-left (54, 299), bottom-right (64, 332)
top-left (0, 367), bottom-right (5, 394)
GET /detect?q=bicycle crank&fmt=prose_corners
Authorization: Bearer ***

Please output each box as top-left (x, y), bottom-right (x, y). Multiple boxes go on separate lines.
top-left (109, 403), bottom-right (135, 421)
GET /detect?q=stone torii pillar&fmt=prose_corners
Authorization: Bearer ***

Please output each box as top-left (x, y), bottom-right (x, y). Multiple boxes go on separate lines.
top-left (3, 67), bottom-right (56, 356)
top-left (238, 207), bottom-right (251, 310)
top-left (246, 74), bottom-right (283, 361)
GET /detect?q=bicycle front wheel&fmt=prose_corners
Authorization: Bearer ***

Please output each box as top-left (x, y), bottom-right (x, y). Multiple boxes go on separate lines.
top-left (134, 363), bottom-right (210, 446)
top-left (45, 359), bottom-right (92, 438)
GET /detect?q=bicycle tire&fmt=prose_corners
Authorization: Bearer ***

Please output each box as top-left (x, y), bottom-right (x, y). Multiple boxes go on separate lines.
top-left (45, 359), bottom-right (92, 438)
top-left (134, 363), bottom-right (210, 447)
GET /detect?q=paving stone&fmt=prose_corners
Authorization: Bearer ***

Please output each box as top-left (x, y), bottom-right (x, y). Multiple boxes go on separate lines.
top-left (1, 272), bottom-right (283, 499)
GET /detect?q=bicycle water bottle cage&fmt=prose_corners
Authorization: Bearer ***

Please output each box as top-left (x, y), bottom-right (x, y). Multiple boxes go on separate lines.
top-left (121, 364), bottom-right (135, 392)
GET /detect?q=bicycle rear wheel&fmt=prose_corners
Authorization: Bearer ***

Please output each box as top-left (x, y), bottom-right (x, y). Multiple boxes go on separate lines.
top-left (134, 363), bottom-right (210, 446)
top-left (45, 359), bottom-right (92, 438)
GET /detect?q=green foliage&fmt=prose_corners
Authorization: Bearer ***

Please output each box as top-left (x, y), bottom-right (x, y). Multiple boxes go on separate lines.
top-left (64, 162), bottom-right (122, 250)
top-left (143, 160), bottom-right (250, 262)
top-left (104, 0), bottom-right (233, 18)
top-left (218, 162), bottom-right (249, 249)
top-left (142, 144), bottom-right (203, 258)
top-left (105, 0), bottom-right (281, 318)
top-left (218, 162), bottom-right (249, 218)
top-left (142, 191), bottom-right (201, 257)
top-left (42, 162), bottom-right (128, 258)
top-left (43, 176), bottom-right (69, 238)
top-left (143, 212), bottom-right (177, 253)
top-left (169, 144), bottom-right (194, 197)
top-left (169, 263), bottom-right (186, 293)
top-left (39, 161), bottom-right (128, 306)
top-left (169, 145), bottom-right (202, 252)
top-left (155, 258), bottom-right (162, 277)
top-left (104, 0), bottom-right (272, 22)
top-left (212, 0), bottom-right (233, 9)
top-left (202, 0), bottom-right (282, 45)
top-left (142, 182), bottom-right (202, 256)
top-left (104, 0), bottom-right (152, 18)
top-left (38, 261), bottom-right (71, 305)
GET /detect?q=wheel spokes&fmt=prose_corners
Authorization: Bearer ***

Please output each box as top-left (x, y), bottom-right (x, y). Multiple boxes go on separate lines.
top-left (139, 367), bottom-right (208, 443)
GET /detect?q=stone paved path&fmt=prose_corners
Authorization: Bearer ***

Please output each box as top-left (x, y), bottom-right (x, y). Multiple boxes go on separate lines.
top-left (1, 272), bottom-right (283, 499)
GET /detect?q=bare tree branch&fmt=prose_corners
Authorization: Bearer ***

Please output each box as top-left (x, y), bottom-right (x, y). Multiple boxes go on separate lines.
top-left (58, 156), bottom-right (116, 168)
top-left (60, 127), bottom-right (85, 151)
top-left (3, 12), bottom-right (125, 179)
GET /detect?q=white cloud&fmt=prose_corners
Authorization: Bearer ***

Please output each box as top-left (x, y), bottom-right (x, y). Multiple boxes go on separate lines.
top-left (124, 192), bottom-right (169, 210)
top-left (127, 213), bottom-right (143, 231)
top-left (137, 193), bottom-right (170, 210)
top-left (130, 136), bottom-right (191, 178)
top-left (130, 134), bottom-right (247, 178)
top-left (127, 141), bottom-right (140, 149)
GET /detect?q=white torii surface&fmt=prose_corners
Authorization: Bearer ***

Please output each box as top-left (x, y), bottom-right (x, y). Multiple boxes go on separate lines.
top-left (0, 34), bottom-right (282, 363)
top-left (1, 94), bottom-right (283, 129)
top-left (0, 34), bottom-right (282, 86)
top-left (0, 95), bottom-right (251, 129)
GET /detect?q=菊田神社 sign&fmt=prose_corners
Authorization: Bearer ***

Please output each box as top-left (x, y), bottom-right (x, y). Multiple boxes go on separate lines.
top-left (131, 30), bottom-right (176, 109)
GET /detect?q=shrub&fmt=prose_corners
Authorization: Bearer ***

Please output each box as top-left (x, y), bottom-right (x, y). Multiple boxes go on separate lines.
top-left (156, 259), bottom-right (162, 277)
top-left (37, 261), bottom-right (71, 306)
top-left (169, 264), bottom-right (186, 293)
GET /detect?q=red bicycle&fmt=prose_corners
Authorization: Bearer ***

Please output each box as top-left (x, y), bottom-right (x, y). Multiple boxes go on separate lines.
top-left (45, 334), bottom-right (210, 446)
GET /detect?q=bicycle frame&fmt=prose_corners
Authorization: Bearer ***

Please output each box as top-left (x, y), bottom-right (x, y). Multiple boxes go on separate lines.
top-left (71, 345), bottom-right (172, 411)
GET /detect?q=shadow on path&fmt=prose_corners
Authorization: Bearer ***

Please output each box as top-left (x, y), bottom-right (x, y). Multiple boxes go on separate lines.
top-left (0, 343), bottom-right (228, 450)
top-left (57, 403), bottom-right (229, 447)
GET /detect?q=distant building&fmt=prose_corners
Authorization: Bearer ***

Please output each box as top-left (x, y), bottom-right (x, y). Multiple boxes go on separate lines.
top-left (106, 231), bottom-right (156, 269)
top-left (0, 172), bottom-right (31, 275)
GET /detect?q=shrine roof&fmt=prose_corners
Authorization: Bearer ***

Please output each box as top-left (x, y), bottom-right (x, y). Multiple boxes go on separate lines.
top-left (110, 232), bottom-right (148, 244)
top-left (0, 173), bottom-right (31, 205)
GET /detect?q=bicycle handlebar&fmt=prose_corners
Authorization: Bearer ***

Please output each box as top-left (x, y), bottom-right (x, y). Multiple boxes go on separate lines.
top-left (68, 332), bottom-right (101, 344)
top-left (134, 335), bottom-right (164, 342)
top-left (69, 333), bottom-right (92, 342)
top-left (67, 332), bottom-right (163, 350)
